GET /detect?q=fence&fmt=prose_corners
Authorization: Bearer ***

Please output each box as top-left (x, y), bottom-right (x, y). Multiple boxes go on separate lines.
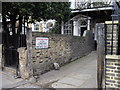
top-left (74, 0), bottom-right (112, 10)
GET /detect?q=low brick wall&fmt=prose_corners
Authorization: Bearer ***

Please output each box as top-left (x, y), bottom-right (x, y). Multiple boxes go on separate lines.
top-left (32, 30), bottom-right (95, 75)
top-left (105, 55), bottom-right (120, 88)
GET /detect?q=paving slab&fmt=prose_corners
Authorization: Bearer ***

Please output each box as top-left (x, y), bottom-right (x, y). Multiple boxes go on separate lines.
top-left (16, 83), bottom-right (40, 88)
top-left (57, 77), bottom-right (85, 87)
top-left (67, 73), bottom-right (92, 80)
top-left (2, 80), bottom-right (28, 88)
top-left (1, 71), bottom-right (24, 88)
top-left (36, 51), bottom-right (97, 87)
top-left (79, 77), bottom-right (97, 88)
top-left (49, 52), bottom-right (97, 88)
top-left (52, 82), bottom-right (78, 88)
top-left (1, 70), bottom-right (41, 89)
top-left (55, 89), bottom-right (77, 90)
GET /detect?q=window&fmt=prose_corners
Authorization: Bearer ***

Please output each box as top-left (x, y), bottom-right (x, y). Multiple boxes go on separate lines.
top-left (64, 21), bottom-right (73, 35)
top-left (34, 23), bottom-right (39, 31)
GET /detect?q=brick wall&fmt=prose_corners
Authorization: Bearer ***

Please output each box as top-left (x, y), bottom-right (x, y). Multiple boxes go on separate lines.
top-left (105, 56), bottom-right (120, 88)
top-left (105, 21), bottom-right (120, 89)
top-left (31, 30), bottom-right (95, 75)
top-left (106, 24), bottom-right (118, 55)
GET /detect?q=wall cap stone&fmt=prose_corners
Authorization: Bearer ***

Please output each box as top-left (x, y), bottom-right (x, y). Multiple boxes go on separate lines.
top-left (106, 55), bottom-right (120, 60)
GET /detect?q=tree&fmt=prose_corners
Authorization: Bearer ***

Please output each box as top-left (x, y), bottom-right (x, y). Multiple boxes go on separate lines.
top-left (2, 2), bottom-right (71, 47)
top-left (2, 2), bottom-right (71, 30)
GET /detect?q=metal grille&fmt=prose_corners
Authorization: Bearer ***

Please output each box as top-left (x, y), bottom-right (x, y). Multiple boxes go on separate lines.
top-left (74, 0), bottom-right (112, 10)
top-left (3, 27), bottom-right (27, 67)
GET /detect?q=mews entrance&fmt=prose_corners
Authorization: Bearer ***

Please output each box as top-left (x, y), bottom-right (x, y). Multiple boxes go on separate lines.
top-left (2, 26), bottom-right (26, 70)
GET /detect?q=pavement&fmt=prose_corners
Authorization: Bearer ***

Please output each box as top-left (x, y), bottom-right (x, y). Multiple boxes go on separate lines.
top-left (0, 51), bottom-right (97, 89)
top-left (0, 70), bottom-right (40, 90)
top-left (35, 51), bottom-right (97, 88)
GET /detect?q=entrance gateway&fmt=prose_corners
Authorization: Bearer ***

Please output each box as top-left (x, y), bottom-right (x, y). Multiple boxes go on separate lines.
top-left (2, 26), bottom-right (27, 76)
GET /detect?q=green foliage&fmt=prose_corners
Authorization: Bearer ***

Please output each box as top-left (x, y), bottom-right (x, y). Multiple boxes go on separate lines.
top-left (2, 2), bottom-right (71, 23)
top-left (2, 2), bottom-right (71, 34)
top-left (49, 22), bottom-right (61, 34)
top-left (49, 2), bottom-right (71, 22)
top-left (2, 3), bottom-right (33, 18)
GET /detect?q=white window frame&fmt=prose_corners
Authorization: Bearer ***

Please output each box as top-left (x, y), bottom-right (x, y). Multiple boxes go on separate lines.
top-left (33, 23), bottom-right (39, 32)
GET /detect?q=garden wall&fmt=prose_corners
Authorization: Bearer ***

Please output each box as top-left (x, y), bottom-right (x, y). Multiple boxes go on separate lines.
top-left (0, 44), bottom-right (2, 69)
top-left (31, 30), bottom-right (95, 75)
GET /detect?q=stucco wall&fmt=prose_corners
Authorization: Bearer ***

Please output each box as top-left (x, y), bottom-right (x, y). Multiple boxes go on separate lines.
top-left (31, 30), bottom-right (95, 75)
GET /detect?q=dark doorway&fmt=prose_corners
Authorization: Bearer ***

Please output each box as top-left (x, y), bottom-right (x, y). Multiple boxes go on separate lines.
top-left (81, 27), bottom-right (87, 36)
top-left (3, 26), bottom-right (27, 69)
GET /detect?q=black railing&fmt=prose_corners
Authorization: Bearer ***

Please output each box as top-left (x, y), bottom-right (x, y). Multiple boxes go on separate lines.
top-left (74, 1), bottom-right (112, 10)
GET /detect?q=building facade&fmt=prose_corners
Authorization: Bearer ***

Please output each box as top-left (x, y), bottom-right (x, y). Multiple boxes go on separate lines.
top-left (29, 20), bottom-right (56, 33)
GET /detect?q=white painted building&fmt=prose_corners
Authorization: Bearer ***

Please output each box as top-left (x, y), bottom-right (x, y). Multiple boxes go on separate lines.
top-left (64, 0), bottom-right (114, 37)
top-left (31, 19), bottom-right (56, 32)
top-left (62, 14), bottom-right (91, 36)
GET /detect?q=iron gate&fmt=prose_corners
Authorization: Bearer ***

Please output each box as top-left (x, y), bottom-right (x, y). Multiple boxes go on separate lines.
top-left (3, 26), bottom-right (27, 76)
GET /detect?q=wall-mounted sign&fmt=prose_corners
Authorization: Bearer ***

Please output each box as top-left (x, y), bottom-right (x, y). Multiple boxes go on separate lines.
top-left (36, 37), bottom-right (49, 49)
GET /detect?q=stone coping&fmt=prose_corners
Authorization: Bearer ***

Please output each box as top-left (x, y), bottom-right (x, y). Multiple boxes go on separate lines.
top-left (105, 21), bottom-right (118, 24)
top-left (106, 55), bottom-right (120, 60)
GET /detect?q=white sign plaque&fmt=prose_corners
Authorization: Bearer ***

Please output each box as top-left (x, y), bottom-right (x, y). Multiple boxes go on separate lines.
top-left (36, 37), bottom-right (49, 49)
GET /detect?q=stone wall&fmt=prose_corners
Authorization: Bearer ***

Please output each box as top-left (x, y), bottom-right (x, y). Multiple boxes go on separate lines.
top-left (32, 30), bottom-right (95, 75)
top-left (0, 44), bottom-right (2, 69)
top-left (18, 47), bottom-right (30, 79)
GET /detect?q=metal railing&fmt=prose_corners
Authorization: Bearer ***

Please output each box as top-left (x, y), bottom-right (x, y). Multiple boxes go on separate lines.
top-left (74, 0), bottom-right (113, 10)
